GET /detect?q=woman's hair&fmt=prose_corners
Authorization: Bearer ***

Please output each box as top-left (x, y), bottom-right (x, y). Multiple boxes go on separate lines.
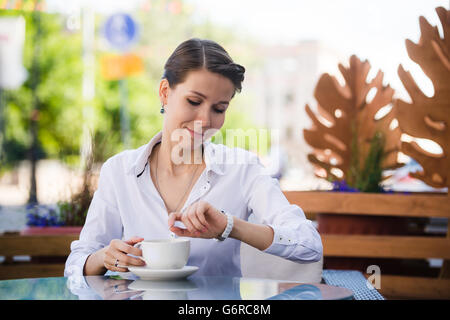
top-left (162, 38), bottom-right (245, 97)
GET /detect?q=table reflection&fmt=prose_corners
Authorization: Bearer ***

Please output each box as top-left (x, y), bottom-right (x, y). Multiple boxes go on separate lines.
top-left (71, 275), bottom-right (330, 300)
top-left (77, 275), bottom-right (244, 300)
top-left (267, 284), bottom-right (322, 300)
top-left (0, 274), bottom-right (352, 300)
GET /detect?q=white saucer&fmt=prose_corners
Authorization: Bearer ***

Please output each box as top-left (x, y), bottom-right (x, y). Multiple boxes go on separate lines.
top-left (128, 265), bottom-right (199, 281)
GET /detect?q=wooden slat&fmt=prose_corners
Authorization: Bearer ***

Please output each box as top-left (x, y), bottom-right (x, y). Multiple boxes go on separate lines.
top-left (322, 234), bottom-right (450, 259)
top-left (0, 263), bottom-right (66, 280)
top-left (283, 191), bottom-right (450, 218)
top-left (372, 275), bottom-right (450, 300)
top-left (439, 223), bottom-right (450, 278)
top-left (0, 235), bottom-right (78, 256)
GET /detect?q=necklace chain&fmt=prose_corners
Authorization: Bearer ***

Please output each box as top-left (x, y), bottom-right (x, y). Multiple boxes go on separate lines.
top-left (153, 142), bottom-right (200, 213)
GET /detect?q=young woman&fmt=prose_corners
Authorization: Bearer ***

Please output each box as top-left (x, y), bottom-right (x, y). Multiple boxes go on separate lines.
top-left (64, 38), bottom-right (322, 278)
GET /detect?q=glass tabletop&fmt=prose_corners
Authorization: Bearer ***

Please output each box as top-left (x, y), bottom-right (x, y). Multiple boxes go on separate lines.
top-left (0, 273), bottom-right (353, 300)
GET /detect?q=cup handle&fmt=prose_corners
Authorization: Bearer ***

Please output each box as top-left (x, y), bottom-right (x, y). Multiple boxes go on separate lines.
top-left (134, 242), bottom-right (146, 263)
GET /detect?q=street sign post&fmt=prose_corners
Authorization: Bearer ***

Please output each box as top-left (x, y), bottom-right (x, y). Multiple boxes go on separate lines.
top-left (103, 13), bottom-right (138, 52)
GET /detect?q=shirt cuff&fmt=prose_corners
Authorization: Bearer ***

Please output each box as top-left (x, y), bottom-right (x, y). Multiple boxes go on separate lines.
top-left (65, 252), bottom-right (92, 275)
top-left (263, 222), bottom-right (323, 263)
top-left (263, 224), bottom-right (298, 255)
top-left (65, 253), bottom-right (91, 294)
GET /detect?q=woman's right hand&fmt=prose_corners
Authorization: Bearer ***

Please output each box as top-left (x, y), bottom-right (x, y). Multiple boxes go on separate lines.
top-left (103, 236), bottom-right (146, 272)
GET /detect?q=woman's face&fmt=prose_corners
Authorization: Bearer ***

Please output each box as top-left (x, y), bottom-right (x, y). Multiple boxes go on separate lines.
top-left (160, 68), bottom-right (235, 150)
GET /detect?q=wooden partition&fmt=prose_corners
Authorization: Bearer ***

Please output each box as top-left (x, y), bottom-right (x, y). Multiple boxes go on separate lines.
top-left (0, 234), bottom-right (79, 280)
top-left (1, 191), bottom-right (449, 299)
top-left (283, 191), bottom-right (450, 299)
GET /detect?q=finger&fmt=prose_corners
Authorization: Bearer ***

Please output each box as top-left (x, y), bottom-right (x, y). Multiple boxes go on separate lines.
top-left (118, 251), bottom-right (146, 267)
top-left (105, 264), bottom-right (128, 273)
top-left (187, 208), bottom-right (207, 233)
top-left (115, 292), bottom-right (143, 301)
top-left (104, 254), bottom-right (129, 273)
top-left (168, 212), bottom-right (176, 228)
top-left (105, 281), bottom-right (129, 293)
top-left (194, 202), bottom-right (210, 230)
top-left (170, 225), bottom-right (196, 238)
top-left (124, 237), bottom-right (145, 257)
top-left (115, 239), bottom-right (144, 257)
top-left (181, 209), bottom-right (197, 234)
top-left (106, 250), bottom-right (146, 268)
top-left (105, 283), bottom-right (137, 300)
top-left (104, 279), bottom-right (130, 290)
top-left (184, 202), bottom-right (202, 232)
top-left (168, 211), bottom-right (181, 228)
top-left (124, 236), bottom-right (144, 245)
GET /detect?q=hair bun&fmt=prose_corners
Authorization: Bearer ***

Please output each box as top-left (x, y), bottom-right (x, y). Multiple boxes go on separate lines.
top-left (228, 63), bottom-right (245, 81)
top-left (163, 38), bottom-right (246, 94)
top-left (230, 63), bottom-right (245, 74)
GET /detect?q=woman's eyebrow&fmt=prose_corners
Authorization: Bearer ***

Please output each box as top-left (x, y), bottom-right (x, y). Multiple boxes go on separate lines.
top-left (190, 90), bottom-right (207, 98)
top-left (189, 90), bottom-right (230, 105)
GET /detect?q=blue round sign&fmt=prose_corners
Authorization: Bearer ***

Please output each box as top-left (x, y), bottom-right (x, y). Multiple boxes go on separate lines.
top-left (104, 13), bottom-right (138, 51)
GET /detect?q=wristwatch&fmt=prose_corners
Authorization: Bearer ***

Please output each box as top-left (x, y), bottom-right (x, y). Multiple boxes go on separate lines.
top-left (215, 210), bottom-right (234, 241)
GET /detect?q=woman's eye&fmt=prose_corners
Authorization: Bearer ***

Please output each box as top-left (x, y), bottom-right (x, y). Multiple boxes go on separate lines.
top-left (187, 99), bottom-right (201, 106)
top-left (187, 98), bottom-right (225, 113)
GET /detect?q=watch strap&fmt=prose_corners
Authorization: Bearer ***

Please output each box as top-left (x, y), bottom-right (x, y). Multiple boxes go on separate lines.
top-left (215, 210), bottom-right (233, 241)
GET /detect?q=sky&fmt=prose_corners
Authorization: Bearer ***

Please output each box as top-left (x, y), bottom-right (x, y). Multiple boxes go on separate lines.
top-left (184, 0), bottom-right (449, 155)
top-left (185, 0), bottom-right (449, 99)
top-left (44, 0), bottom-right (449, 99)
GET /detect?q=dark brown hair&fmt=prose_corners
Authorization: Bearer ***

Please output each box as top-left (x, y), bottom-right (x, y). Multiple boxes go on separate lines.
top-left (162, 38), bottom-right (245, 97)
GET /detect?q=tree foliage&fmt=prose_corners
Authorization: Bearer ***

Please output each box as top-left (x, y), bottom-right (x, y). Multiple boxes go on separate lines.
top-left (1, 1), bottom-right (262, 177)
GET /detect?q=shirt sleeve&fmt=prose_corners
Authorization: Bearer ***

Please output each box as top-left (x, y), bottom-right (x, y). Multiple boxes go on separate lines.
top-left (64, 159), bottom-right (123, 277)
top-left (241, 155), bottom-right (323, 264)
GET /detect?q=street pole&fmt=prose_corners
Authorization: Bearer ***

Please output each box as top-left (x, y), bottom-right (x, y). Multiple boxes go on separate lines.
top-left (28, 10), bottom-right (41, 204)
top-left (119, 78), bottom-right (130, 149)
top-left (80, 5), bottom-right (95, 168)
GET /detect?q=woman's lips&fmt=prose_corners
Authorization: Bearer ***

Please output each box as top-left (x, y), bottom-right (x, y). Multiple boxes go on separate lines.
top-left (186, 128), bottom-right (203, 139)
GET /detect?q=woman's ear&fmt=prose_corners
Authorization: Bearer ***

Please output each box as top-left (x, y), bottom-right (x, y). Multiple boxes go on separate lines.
top-left (159, 79), bottom-right (170, 105)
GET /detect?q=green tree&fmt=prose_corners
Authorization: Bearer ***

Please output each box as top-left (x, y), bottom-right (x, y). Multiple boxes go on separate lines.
top-left (0, 11), bottom-right (84, 170)
top-left (1, 1), bottom-right (266, 204)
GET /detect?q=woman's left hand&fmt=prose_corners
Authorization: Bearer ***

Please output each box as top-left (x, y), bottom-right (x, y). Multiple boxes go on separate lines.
top-left (168, 200), bottom-right (228, 239)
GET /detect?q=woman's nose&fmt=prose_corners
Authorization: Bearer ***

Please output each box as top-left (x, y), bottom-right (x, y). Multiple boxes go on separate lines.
top-left (195, 107), bottom-right (211, 128)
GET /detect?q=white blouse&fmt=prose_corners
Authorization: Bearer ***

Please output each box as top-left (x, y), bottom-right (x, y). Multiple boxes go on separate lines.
top-left (64, 130), bottom-right (322, 277)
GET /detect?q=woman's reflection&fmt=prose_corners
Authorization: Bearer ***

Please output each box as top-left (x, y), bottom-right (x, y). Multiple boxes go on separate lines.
top-left (67, 274), bottom-right (143, 300)
top-left (67, 274), bottom-right (243, 300)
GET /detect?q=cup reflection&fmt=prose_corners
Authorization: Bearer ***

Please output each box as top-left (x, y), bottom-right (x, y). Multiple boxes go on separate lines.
top-left (126, 279), bottom-right (198, 300)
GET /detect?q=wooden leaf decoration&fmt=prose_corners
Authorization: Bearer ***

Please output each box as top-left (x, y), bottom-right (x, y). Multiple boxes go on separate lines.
top-left (395, 7), bottom-right (450, 189)
top-left (304, 55), bottom-right (403, 184)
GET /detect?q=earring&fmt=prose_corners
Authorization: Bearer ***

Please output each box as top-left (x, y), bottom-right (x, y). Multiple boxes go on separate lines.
top-left (160, 104), bottom-right (165, 114)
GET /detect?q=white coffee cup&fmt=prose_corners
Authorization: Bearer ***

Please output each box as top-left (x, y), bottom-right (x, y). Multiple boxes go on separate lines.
top-left (135, 238), bottom-right (190, 270)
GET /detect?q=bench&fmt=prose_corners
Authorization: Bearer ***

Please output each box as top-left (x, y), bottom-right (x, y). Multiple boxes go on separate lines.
top-left (0, 234), bottom-right (78, 280)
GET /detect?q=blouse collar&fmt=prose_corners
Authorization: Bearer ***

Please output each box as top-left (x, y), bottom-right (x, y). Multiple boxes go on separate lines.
top-left (128, 130), bottom-right (225, 178)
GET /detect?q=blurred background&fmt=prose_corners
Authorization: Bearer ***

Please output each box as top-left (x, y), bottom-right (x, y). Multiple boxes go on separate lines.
top-left (0, 0), bottom-right (447, 233)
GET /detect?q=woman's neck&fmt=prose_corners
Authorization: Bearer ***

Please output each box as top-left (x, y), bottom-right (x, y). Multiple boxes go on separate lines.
top-left (154, 135), bottom-right (204, 176)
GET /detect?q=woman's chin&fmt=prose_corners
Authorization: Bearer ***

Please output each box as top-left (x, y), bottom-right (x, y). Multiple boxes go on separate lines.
top-left (178, 139), bottom-right (203, 152)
